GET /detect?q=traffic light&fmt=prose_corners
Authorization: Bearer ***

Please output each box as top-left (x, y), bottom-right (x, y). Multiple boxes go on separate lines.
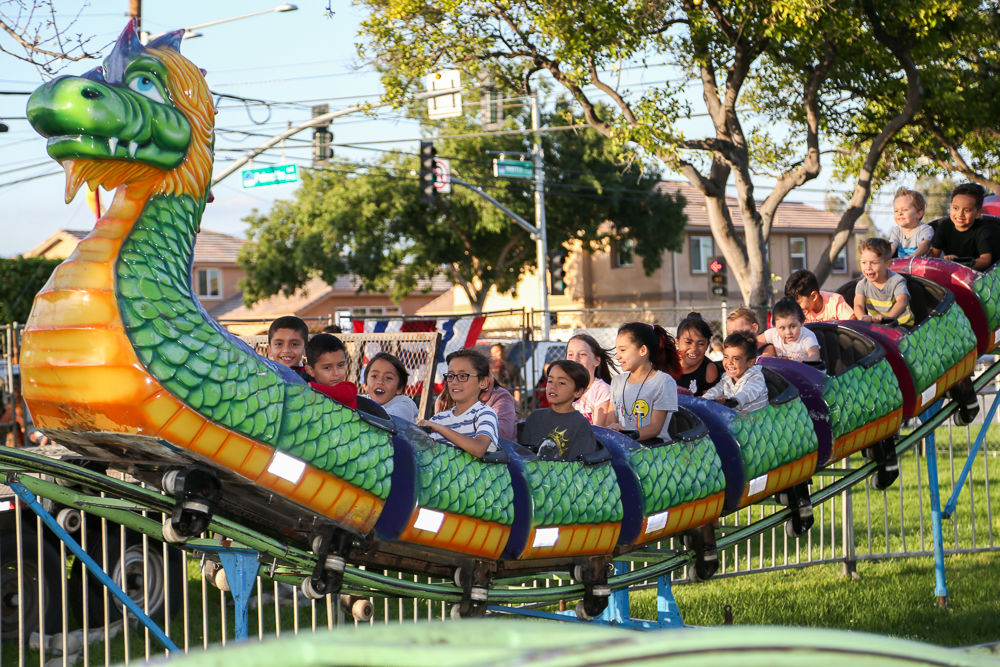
top-left (549, 250), bottom-right (567, 295)
top-left (708, 255), bottom-right (728, 298)
top-left (419, 140), bottom-right (437, 203)
top-left (311, 105), bottom-right (332, 165)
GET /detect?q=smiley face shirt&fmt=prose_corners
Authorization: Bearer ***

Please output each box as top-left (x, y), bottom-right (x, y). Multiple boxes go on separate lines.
top-left (610, 370), bottom-right (678, 441)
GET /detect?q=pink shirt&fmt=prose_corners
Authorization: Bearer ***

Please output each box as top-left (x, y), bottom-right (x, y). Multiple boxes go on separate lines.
top-left (804, 291), bottom-right (855, 323)
top-left (573, 378), bottom-right (612, 424)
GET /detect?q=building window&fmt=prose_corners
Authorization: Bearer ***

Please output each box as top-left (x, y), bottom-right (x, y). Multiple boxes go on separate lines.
top-left (195, 268), bottom-right (221, 299)
top-left (832, 245), bottom-right (848, 273)
top-left (789, 237), bottom-right (807, 272)
top-left (690, 235), bottom-right (713, 273)
top-left (613, 238), bottom-right (635, 268)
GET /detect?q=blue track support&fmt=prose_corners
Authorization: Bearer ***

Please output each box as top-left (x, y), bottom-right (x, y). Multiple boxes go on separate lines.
top-left (197, 544), bottom-right (260, 641)
top-left (7, 479), bottom-right (181, 653)
top-left (488, 561), bottom-right (684, 630)
top-left (943, 390), bottom-right (1000, 519)
top-left (919, 400), bottom-right (949, 606)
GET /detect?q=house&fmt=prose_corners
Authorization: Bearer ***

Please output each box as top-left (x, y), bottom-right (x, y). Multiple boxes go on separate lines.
top-left (23, 229), bottom-right (449, 336)
top-left (419, 181), bottom-right (865, 330)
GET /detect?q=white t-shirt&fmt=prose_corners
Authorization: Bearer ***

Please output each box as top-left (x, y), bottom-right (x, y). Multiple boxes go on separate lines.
top-left (610, 370), bottom-right (677, 441)
top-left (428, 401), bottom-right (499, 452)
top-left (374, 394), bottom-right (419, 423)
top-left (573, 378), bottom-right (611, 424)
top-left (763, 325), bottom-right (820, 362)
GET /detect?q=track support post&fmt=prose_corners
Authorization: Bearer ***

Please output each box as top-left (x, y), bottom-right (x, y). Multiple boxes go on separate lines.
top-left (919, 399), bottom-right (949, 607)
top-left (198, 544), bottom-right (260, 641)
top-left (943, 388), bottom-right (999, 519)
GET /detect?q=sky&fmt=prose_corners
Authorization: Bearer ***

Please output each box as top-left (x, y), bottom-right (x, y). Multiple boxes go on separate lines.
top-left (0, 1), bottom-right (902, 259)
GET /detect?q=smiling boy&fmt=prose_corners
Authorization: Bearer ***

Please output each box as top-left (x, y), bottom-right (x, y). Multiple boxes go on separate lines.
top-left (519, 360), bottom-right (598, 461)
top-left (854, 237), bottom-right (913, 326)
top-left (267, 316), bottom-right (309, 379)
top-left (930, 182), bottom-right (1000, 271)
top-left (702, 332), bottom-right (768, 414)
top-left (305, 333), bottom-right (358, 409)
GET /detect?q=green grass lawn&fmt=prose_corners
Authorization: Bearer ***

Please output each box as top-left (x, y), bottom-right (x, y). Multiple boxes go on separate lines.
top-left (709, 430), bottom-right (998, 573)
top-left (631, 552), bottom-right (1000, 647)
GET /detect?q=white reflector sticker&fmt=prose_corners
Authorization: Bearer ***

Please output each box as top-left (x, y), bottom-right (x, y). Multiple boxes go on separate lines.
top-left (267, 451), bottom-right (305, 484)
top-left (749, 474), bottom-right (768, 496)
top-left (995, 329), bottom-right (1000, 344)
top-left (414, 508), bottom-right (445, 533)
top-left (921, 383), bottom-right (937, 408)
top-left (0, 501), bottom-right (12, 511)
top-left (532, 527), bottom-right (560, 548)
top-left (645, 510), bottom-right (670, 534)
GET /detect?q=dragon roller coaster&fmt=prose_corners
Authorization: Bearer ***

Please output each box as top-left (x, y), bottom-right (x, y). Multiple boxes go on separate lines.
top-left (9, 21), bottom-right (1000, 629)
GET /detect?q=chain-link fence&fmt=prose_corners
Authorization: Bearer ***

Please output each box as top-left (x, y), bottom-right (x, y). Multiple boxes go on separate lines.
top-left (531, 305), bottom-right (732, 343)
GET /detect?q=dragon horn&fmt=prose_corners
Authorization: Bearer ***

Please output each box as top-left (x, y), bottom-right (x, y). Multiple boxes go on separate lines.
top-left (147, 29), bottom-right (184, 52)
top-left (81, 66), bottom-right (106, 82)
top-left (104, 20), bottom-right (146, 83)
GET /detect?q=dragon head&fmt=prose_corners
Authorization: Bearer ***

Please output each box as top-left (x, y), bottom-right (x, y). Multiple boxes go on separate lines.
top-left (26, 20), bottom-right (214, 203)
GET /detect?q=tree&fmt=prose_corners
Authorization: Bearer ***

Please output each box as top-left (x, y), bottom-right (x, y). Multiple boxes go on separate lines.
top-left (0, 257), bottom-right (60, 324)
top-left (238, 105), bottom-right (687, 311)
top-left (825, 4), bottom-right (1000, 229)
top-left (357, 0), bottom-right (997, 305)
top-left (0, 1), bottom-right (100, 74)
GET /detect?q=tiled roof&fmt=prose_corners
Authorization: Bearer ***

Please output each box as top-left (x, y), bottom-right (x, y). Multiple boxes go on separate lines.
top-left (207, 276), bottom-right (334, 319)
top-left (207, 273), bottom-right (452, 320)
top-left (192, 230), bottom-right (246, 264)
top-left (657, 181), bottom-right (858, 232)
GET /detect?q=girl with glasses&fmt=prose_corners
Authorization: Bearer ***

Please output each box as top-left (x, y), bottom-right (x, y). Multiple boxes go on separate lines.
top-left (420, 349), bottom-right (500, 457)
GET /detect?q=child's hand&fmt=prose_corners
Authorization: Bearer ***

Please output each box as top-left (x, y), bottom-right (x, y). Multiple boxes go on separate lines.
top-left (605, 423), bottom-right (624, 431)
top-left (944, 254), bottom-right (958, 262)
top-left (714, 398), bottom-right (727, 405)
top-left (417, 419), bottom-right (436, 433)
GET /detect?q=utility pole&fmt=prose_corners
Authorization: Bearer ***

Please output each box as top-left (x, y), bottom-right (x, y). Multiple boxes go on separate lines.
top-left (532, 89), bottom-right (550, 340)
top-left (128, 0), bottom-right (142, 32)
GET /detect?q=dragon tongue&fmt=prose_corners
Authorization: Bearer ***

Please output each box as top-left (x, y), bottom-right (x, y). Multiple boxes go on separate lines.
top-left (62, 160), bottom-right (87, 203)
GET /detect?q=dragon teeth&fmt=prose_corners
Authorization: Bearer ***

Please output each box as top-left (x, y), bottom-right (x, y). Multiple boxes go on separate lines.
top-left (108, 137), bottom-right (118, 155)
top-left (128, 141), bottom-right (138, 157)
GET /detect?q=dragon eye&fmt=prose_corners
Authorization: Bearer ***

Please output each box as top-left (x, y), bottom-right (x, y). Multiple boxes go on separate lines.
top-left (128, 74), bottom-right (166, 104)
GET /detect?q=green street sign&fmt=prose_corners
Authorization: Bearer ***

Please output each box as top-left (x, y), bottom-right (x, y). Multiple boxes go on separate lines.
top-left (242, 164), bottom-right (298, 188)
top-left (493, 159), bottom-right (533, 179)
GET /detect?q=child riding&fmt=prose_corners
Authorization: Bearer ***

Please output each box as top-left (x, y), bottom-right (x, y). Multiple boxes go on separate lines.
top-left (930, 182), bottom-right (1000, 271)
top-left (762, 299), bottom-right (821, 363)
top-left (608, 322), bottom-right (679, 442)
top-left (890, 187), bottom-right (933, 259)
top-left (702, 331), bottom-right (769, 414)
top-left (676, 312), bottom-right (721, 396)
top-left (853, 237), bottom-right (913, 326)
top-left (565, 333), bottom-right (616, 426)
top-left (519, 360), bottom-right (599, 461)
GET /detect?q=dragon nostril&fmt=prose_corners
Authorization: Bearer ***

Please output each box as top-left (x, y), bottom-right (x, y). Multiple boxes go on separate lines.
top-left (81, 87), bottom-right (102, 100)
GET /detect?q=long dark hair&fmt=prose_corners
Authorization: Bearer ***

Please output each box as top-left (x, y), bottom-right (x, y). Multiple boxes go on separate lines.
top-left (617, 322), bottom-right (680, 377)
top-left (676, 311), bottom-right (712, 341)
top-left (568, 333), bottom-right (617, 384)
